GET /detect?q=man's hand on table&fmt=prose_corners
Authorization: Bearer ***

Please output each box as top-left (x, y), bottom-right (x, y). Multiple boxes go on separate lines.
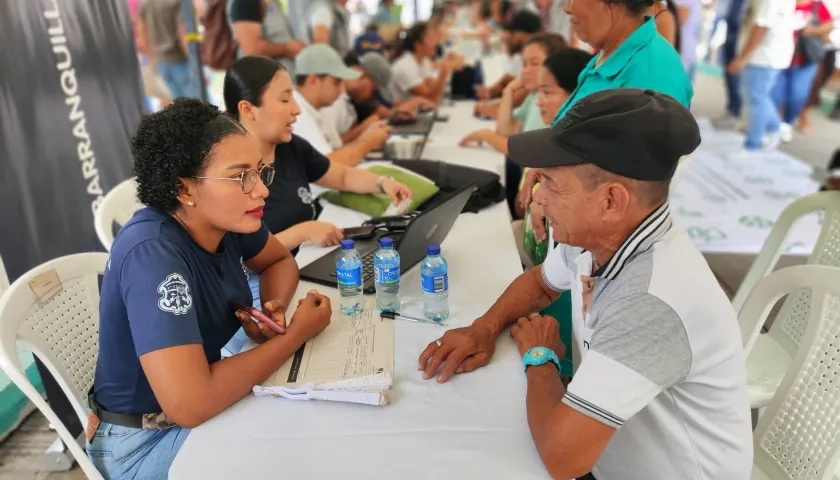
top-left (510, 314), bottom-right (566, 360)
top-left (418, 322), bottom-right (497, 383)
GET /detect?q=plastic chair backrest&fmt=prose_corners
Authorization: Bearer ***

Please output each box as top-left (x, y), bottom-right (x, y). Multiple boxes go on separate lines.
top-left (734, 191), bottom-right (840, 354)
top-left (0, 255), bottom-right (8, 297)
top-left (94, 178), bottom-right (142, 251)
top-left (0, 253), bottom-right (108, 480)
top-left (741, 265), bottom-right (840, 480)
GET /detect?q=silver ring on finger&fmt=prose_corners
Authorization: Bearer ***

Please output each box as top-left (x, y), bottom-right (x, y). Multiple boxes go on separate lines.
top-left (435, 338), bottom-right (443, 348)
top-left (528, 312), bottom-right (540, 320)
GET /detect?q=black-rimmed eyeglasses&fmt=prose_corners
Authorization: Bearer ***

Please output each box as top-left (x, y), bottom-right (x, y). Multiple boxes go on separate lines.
top-left (193, 164), bottom-right (275, 194)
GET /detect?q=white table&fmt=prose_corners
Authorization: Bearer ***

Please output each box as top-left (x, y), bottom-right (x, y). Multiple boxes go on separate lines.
top-left (169, 104), bottom-right (552, 479)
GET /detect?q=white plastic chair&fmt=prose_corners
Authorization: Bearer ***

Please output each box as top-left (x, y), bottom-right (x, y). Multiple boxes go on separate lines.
top-left (733, 191), bottom-right (840, 409)
top-left (739, 265), bottom-right (840, 480)
top-left (94, 178), bottom-right (142, 251)
top-left (0, 253), bottom-right (108, 480)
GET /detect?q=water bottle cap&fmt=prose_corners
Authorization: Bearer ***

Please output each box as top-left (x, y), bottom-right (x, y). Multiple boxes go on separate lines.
top-left (427, 244), bottom-right (441, 255)
top-left (340, 239), bottom-right (355, 250)
top-left (379, 237), bottom-right (393, 248)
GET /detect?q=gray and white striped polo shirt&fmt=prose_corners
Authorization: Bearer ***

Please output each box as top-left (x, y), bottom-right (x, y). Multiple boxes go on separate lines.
top-left (542, 202), bottom-right (753, 480)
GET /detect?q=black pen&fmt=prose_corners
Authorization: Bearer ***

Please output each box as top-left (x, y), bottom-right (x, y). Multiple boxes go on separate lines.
top-left (380, 311), bottom-right (447, 327)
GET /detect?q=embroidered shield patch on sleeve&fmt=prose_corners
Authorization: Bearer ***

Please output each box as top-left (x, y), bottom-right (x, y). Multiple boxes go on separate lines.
top-left (157, 273), bottom-right (193, 315)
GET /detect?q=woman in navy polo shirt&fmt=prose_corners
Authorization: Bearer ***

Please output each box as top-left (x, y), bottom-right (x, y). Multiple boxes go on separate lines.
top-left (88, 99), bottom-right (333, 479)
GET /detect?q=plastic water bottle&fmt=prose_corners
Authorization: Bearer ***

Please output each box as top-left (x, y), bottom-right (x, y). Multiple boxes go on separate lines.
top-left (421, 244), bottom-right (449, 322)
top-left (336, 239), bottom-right (363, 315)
top-left (374, 238), bottom-right (401, 312)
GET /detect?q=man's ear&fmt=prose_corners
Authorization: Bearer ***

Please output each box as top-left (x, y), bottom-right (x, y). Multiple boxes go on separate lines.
top-left (601, 182), bottom-right (631, 222)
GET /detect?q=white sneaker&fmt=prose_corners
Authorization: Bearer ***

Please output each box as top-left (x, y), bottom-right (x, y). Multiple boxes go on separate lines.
top-left (762, 131), bottom-right (782, 150)
top-left (779, 123), bottom-right (793, 143)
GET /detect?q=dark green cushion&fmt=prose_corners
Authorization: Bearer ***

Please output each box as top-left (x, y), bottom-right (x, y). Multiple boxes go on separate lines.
top-left (541, 290), bottom-right (573, 377)
top-left (318, 165), bottom-right (440, 218)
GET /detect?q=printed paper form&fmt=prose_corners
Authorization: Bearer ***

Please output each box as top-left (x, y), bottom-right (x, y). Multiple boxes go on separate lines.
top-left (263, 298), bottom-right (394, 388)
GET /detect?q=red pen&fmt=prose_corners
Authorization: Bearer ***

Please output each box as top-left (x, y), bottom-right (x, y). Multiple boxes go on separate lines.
top-left (231, 302), bottom-right (285, 334)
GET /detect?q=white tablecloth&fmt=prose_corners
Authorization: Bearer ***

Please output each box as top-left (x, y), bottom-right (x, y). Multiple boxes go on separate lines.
top-left (169, 103), bottom-right (552, 479)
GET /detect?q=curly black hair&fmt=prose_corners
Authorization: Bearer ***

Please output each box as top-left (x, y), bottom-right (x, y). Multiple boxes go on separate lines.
top-left (132, 98), bottom-right (247, 213)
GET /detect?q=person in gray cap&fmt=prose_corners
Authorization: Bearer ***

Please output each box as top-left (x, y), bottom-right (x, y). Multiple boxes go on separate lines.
top-left (418, 89), bottom-right (752, 480)
top-left (292, 44), bottom-right (391, 166)
top-left (323, 52), bottom-right (435, 145)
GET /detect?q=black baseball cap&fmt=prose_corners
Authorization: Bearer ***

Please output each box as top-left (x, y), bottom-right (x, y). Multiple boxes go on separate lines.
top-left (508, 89), bottom-right (701, 182)
top-left (503, 10), bottom-right (542, 34)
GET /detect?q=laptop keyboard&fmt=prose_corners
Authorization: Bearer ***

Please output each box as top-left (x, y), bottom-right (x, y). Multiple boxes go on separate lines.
top-left (361, 250), bottom-right (376, 283)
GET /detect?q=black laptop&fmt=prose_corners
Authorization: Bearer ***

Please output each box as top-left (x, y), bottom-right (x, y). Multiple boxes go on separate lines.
top-left (389, 110), bottom-right (437, 136)
top-left (299, 184), bottom-right (477, 293)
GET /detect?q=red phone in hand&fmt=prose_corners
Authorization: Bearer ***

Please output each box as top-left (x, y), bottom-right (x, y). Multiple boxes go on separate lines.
top-left (230, 302), bottom-right (285, 334)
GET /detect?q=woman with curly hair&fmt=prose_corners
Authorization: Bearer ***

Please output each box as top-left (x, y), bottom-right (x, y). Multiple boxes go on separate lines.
top-left (87, 98), bottom-right (332, 479)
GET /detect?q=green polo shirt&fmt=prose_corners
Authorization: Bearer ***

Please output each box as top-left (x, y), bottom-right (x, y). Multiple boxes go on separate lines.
top-left (551, 16), bottom-right (692, 125)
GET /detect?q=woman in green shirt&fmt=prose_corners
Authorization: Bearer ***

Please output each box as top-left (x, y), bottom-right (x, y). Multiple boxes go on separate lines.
top-left (520, 0), bottom-right (694, 239)
top-left (457, 32), bottom-right (568, 155)
top-left (551, 0), bottom-right (692, 124)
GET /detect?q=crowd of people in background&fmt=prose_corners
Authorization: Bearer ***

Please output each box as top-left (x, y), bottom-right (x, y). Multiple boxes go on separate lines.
top-left (129, 0), bottom-right (840, 148)
top-left (85, 0), bottom-right (840, 479)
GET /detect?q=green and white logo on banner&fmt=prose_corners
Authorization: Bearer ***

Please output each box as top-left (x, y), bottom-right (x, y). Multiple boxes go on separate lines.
top-left (738, 215), bottom-right (774, 229)
top-left (686, 227), bottom-right (727, 243)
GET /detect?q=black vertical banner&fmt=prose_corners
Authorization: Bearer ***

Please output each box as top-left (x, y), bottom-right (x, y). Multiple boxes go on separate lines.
top-left (0, 0), bottom-right (143, 282)
top-left (0, 0), bottom-right (143, 438)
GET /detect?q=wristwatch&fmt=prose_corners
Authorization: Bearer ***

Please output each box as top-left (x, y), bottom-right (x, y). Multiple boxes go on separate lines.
top-left (522, 347), bottom-right (561, 373)
top-left (376, 175), bottom-right (392, 193)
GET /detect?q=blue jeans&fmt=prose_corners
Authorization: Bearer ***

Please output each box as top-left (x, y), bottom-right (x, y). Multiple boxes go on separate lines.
top-left (722, 18), bottom-right (743, 117)
top-left (743, 65), bottom-right (782, 150)
top-left (156, 61), bottom-right (200, 99)
top-left (86, 422), bottom-right (190, 479)
top-left (772, 63), bottom-right (820, 125)
top-left (222, 275), bottom-right (261, 355)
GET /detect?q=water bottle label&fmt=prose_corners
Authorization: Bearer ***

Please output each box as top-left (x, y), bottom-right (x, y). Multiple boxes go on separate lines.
top-left (374, 266), bottom-right (400, 285)
top-left (336, 266), bottom-right (361, 286)
top-left (421, 273), bottom-right (448, 293)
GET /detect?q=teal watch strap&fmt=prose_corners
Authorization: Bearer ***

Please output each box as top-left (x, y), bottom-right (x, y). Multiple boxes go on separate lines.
top-left (523, 347), bottom-right (561, 373)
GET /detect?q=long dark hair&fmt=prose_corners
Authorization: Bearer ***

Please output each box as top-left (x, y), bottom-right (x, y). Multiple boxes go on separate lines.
top-left (392, 22), bottom-right (429, 61)
top-left (543, 48), bottom-right (594, 93)
top-left (665, 1), bottom-right (682, 52)
top-left (223, 56), bottom-right (286, 120)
